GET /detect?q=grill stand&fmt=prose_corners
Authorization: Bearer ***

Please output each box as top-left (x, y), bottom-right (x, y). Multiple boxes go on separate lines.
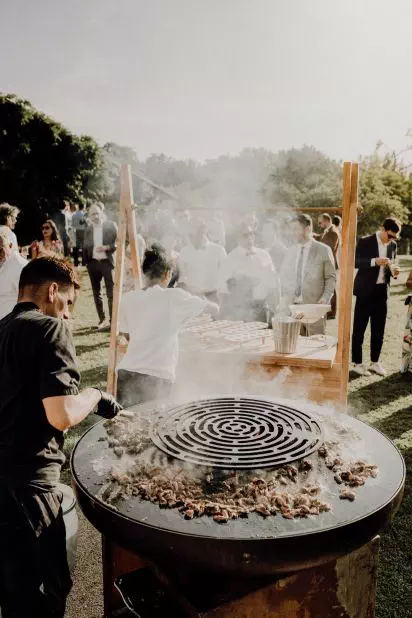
top-left (103, 536), bottom-right (380, 618)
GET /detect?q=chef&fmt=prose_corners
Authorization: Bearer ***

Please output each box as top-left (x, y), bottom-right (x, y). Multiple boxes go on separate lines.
top-left (0, 256), bottom-right (122, 618)
top-left (218, 227), bottom-right (280, 322)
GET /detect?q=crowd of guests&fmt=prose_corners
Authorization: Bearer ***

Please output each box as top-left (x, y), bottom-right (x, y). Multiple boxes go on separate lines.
top-left (0, 199), bottom-right (406, 381)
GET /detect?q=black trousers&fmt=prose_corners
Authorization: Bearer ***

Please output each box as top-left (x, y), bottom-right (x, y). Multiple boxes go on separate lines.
top-left (0, 486), bottom-right (71, 618)
top-left (351, 285), bottom-right (388, 364)
top-left (72, 230), bottom-right (85, 267)
top-left (87, 259), bottom-right (114, 322)
top-left (117, 370), bottom-right (172, 408)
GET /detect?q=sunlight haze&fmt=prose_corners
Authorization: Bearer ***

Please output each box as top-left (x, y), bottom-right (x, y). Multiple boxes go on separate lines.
top-left (1, 0), bottom-right (412, 161)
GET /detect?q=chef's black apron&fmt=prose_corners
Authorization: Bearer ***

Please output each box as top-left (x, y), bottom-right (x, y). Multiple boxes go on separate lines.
top-left (0, 486), bottom-right (70, 618)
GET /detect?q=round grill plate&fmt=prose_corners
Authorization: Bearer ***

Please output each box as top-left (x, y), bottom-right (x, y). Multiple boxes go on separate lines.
top-left (150, 397), bottom-right (323, 469)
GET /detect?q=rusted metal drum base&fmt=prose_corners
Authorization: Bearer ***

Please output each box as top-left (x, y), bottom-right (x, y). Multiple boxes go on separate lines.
top-left (105, 537), bottom-right (380, 617)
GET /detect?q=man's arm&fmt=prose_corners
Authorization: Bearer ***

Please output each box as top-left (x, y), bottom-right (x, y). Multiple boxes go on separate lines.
top-left (328, 229), bottom-right (339, 255)
top-left (43, 388), bottom-right (101, 431)
top-left (319, 247), bottom-right (336, 303)
top-left (202, 298), bottom-right (219, 317)
top-left (39, 320), bottom-right (121, 431)
top-left (103, 222), bottom-right (118, 254)
top-left (43, 388), bottom-right (122, 432)
top-left (355, 237), bottom-right (389, 269)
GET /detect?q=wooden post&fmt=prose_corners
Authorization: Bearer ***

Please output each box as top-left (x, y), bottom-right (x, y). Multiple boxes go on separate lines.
top-left (336, 162), bottom-right (358, 404)
top-left (107, 164), bottom-right (134, 395)
top-left (127, 203), bottom-right (143, 289)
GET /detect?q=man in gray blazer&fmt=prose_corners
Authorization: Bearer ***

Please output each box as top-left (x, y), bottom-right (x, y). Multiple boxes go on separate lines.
top-left (83, 203), bottom-right (118, 330)
top-left (279, 214), bottom-right (336, 334)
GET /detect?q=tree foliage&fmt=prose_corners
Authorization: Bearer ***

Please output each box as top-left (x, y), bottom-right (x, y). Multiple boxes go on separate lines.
top-left (0, 93), bottom-right (106, 242)
top-left (263, 146), bottom-right (342, 210)
top-left (2, 92), bottom-right (412, 243)
top-left (357, 153), bottom-right (411, 236)
top-left (264, 145), bottom-right (412, 236)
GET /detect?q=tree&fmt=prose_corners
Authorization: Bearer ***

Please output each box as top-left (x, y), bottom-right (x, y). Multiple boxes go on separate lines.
top-left (0, 93), bottom-right (106, 243)
top-left (357, 154), bottom-right (410, 236)
top-left (263, 146), bottom-right (341, 210)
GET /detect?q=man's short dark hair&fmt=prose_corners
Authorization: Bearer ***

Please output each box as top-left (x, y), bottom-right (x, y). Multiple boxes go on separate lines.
top-left (294, 213), bottom-right (313, 229)
top-left (382, 217), bottom-right (401, 234)
top-left (320, 213), bottom-right (332, 223)
top-left (19, 256), bottom-right (80, 291)
top-left (0, 203), bottom-right (20, 226)
top-left (332, 215), bottom-right (341, 227)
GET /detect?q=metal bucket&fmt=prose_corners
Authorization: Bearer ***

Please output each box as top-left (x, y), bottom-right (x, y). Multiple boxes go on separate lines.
top-left (272, 316), bottom-right (300, 354)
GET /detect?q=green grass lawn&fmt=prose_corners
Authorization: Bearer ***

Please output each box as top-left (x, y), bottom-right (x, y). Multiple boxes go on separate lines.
top-left (68, 261), bottom-right (412, 617)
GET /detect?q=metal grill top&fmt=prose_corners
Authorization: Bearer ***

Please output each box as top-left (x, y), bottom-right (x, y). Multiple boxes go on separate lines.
top-left (150, 396), bottom-right (323, 469)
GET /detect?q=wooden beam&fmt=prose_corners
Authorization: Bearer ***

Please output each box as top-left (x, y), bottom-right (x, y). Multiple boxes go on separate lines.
top-left (107, 164), bottom-right (132, 395)
top-left (170, 207), bottom-right (343, 214)
top-left (336, 162), bottom-right (358, 404)
top-left (264, 207), bottom-right (343, 214)
top-left (132, 170), bottom-right (179, 202)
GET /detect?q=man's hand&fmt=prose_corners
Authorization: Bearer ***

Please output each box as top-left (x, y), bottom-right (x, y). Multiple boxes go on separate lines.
top-left (96, 390), bottom-right (123, 419)
top-left (375, 257), bottom-right (390, 267)
top-left (392, 266), bottom-right (401, 277)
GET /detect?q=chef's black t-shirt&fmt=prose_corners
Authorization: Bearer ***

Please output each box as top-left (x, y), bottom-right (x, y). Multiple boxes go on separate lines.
top-left (0, 302), bottom-right (80, 489)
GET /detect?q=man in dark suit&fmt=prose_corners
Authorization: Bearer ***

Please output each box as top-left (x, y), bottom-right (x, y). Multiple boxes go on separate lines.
top-left (83, 203), bottom-right (118, 330)
top-left (317, 213), bottom-right (341, 319)
top-left (351, 217), bottom-right (401, 376)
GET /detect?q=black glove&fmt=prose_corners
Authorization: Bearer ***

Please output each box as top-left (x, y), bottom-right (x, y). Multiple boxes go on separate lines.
top-left (95, 389), bottom-right (123, 419)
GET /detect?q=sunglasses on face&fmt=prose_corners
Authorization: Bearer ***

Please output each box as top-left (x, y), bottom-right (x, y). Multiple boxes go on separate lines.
top-left (42, 226), bottom-right (51, 230)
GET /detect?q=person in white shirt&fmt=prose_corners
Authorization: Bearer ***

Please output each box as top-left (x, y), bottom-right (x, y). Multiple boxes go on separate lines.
top-left (260, 219), bottom-right (287, 272)
top-left (207, 212), bottom-right (226, 247)
top-left (218, 227), bottom-right (280, 322)
top-left (177, 220), bottom-right (227, 301)
top-left (0, 203), bottom-right (20, 253)
top-left (117, 245), bottom-right (218, 407)
top-left (176, 210), bottom-right (192, 249)
top-left (0, 229), bottom-right (27, 320)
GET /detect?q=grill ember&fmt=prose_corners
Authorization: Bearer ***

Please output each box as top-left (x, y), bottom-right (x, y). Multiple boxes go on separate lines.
top-left (97, 397), bottom-right (378, 523)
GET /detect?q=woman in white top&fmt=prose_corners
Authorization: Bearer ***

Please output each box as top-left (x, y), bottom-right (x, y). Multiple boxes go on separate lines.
top-left (117, 245), bottom-right (218, 407)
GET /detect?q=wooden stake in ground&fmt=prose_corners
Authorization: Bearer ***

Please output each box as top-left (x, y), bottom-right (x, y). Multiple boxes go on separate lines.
top-left (107, 164), bottom-right (142, 395)
top-left (337, 162), bottom-right (359, 404)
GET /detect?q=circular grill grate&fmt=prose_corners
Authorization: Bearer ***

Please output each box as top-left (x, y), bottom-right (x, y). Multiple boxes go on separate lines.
top-left (150, 397), bottom-right (323, 469)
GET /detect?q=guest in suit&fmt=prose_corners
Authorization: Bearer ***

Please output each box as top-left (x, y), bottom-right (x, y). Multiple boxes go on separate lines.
top-left (83, 203), bottom-right (118, 330)
top-left (280, 214), bottom-right (336, 335)
top-left (317, 213), bottom-right (341, 319)
top-left (332, 215), bottom-right (343, 271)
top-left (51, 202), bottom-right (70, 257)
top-left (351, 217), bottom-right (401, 377)
top-left (71, 203), bottom-right (87, 266)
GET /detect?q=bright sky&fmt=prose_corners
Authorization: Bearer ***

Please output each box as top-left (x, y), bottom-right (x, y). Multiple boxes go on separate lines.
top-left (2, 0), bottom-right (412, 162)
